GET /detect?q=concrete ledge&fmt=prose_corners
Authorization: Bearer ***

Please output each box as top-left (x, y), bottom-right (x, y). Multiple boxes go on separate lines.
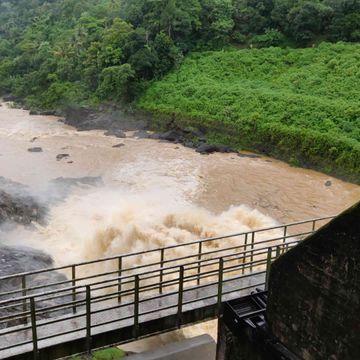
top-left (126, 334), bottom-right (216, 360)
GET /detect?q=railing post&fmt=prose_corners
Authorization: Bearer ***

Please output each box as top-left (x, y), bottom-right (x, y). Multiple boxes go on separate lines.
top-left (197, 242), bottom-right (202, 286)
top-left (177, 266), bottom-right (184, 328)
top-left (22, 275), bottom-right (28, 325)
top-left (282, 226), bottom-right (287, 253)
top-left (312, 220), bottom-right (316, 232)
top-left (86, 285), bottom-right (92, 355)
top-left (242, 233), bottom-right (248, 274)
top-left (276, 246), bottom-right (281, 259)
top-left (118, 256), bottom-right (122, 303)
top-left (250, 232), bottom-right (255, 272)
top-left (133, 275), bottom-right (140, 339)
top-left (217, 258), bottom-right (224, 315)
top-left (265, 248), bottom-right (272, 291)
top-left (30, 297), bottom-right (39, 360)
top-left (159, 249), bottom-right (164, 294)
top-left (72, 265), bottom-right (76, 314)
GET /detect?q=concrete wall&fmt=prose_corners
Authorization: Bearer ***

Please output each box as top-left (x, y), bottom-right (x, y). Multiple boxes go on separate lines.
top-left (216, 320), bottom-right (266, 360)
top-left (267, 202), bottom-right (360, 360)
top-left (126, 334), bottom-right (216, 360)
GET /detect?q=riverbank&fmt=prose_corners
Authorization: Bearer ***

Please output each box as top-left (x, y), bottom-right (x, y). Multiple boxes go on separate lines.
top-left (138, 43), bottom-right (360, 184)
top-left (3, 92), bottom-right (360, 185)
top-left (62, 101), bottom-right (360, 184)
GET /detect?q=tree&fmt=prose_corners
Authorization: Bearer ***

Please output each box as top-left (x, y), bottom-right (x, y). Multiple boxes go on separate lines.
top-left (286, 1), bottom-right (333, 43)
top-left (233, 0), bottom-right (274, 35)
top-left (153, 31), bottom-right (182, 76)
top-left (200, 0), bottom-right (234, 44)
top-left (324, 0), bottom-right (360, 41)
top-left (97, 63), bottom-right (135, 100)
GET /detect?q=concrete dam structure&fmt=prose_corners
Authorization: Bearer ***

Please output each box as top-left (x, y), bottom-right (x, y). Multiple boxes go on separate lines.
top-left (217, 201), bottom-right (360, 360)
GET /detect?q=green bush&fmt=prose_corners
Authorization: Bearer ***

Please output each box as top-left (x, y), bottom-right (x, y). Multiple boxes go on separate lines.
top-left (139, 43), bottom-right (360, 183)
top-left (72, 348), bottom-right (125, 360)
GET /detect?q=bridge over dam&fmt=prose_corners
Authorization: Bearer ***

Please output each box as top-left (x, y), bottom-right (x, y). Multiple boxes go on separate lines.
top-left (0, 216), bottom-right (333, 360)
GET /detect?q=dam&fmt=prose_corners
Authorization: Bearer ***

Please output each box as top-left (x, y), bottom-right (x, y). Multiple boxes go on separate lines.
top-left (0, 217), bottom-right (331, 359)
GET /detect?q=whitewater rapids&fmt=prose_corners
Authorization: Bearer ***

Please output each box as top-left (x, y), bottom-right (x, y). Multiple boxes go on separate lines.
top-left (0, 101), bottom-right (359, 350)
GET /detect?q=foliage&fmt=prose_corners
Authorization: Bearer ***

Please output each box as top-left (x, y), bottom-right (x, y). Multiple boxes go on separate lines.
top-left (0, 0), bottom-right (359, 109)
top-left (139, 43), bottom-right (360, 182)
top-left (251, 28), bottom-right (286, 47)
top-left (72, 348), bottom-right (125, 360)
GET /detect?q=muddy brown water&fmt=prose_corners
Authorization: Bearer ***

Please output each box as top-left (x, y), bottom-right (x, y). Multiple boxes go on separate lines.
top-left (1, 102), bottom-right (358, 221)
top-left (0, 101), bottom-right (359, 351)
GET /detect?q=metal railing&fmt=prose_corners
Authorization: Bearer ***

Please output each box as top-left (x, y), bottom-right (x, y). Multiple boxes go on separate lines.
top-left (0, 216), bottom-right (333, 359)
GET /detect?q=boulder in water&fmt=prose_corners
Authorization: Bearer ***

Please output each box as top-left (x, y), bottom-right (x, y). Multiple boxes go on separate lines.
top-left (56, 153), bottom-right (70, 161)
top-left (0, 190), bottom-right (46, 226)
top-left (158, 130), bottom-right (184, 142)
top-left (196, 144), bottom-right (233, 155)
top-left (28, 147), bottom-right (43, 153)
top-left (104, 129), bottom-right (126, 138)
top-left (0, 246), bottom-right (73, 328)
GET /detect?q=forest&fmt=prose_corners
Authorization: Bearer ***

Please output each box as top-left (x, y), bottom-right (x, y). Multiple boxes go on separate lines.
top-left (0, 0), bottom-right (359, 181)
top-left (0, 0), bottom-right (359, 108)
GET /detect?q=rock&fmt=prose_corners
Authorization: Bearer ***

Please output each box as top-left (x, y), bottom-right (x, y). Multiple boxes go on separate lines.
top-left (238, 153), bottom-right (261, 159)
top-left (104, 129), bottom-right (126, 138)
top-left (325, 180), bottom-right (332, 187)
top-left (184, 141), bottom-right (195, 148)
top-left (30, 137), bottom-right (38, 143)
top-left (112, 143), bottom-right (125, 148)
top-left (217, 145), bottom-right (233, 153)
top-left (39, 110), bottom-right (56, 116)
top-left (56, 154), bottom-right (69, 161)
top-left (133, 130), bottom-right (151, 139)
top-left (148, 133), bottom-right (161, 140)
top-left (196, 144), bottom-right (233, 155)
top-left (2, 95), bottom-right (17, 102)
top-left (159, 130), bottom-right (184, 142)
top-left (0, 190), bottom-right (46, 226)
top-left (29, 110), bottom-right (39, 115)
top-left (0, 246), bottom-right (74, 328)
top-left (27, 147), bottom-right (43, 153)
top-left (196, 144), bottom-right (219, 154)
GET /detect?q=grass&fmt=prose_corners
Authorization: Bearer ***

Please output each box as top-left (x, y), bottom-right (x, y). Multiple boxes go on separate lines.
top-left (138, 42), bottom-right (360, 183)
top-left (72, 348), bottom-right (125, 360)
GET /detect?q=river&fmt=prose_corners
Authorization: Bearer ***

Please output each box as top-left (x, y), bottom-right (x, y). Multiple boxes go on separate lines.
top-left (0, 101), bottom-right (359, 350)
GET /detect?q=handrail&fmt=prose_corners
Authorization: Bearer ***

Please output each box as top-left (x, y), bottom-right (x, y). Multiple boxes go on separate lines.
top-left (0, 216), bottom-right (334, 359)
top-left (0, 236), bottom-right (304, 307)
top-left (0, 216), bottom-right (334, 282)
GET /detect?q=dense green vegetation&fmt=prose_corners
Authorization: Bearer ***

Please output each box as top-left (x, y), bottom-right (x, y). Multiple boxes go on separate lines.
top-left (0, 1), bottom-right (359, 180)
top-left (72, 348), bottom-right (125, 360)
top-left (0, 0), bottom-right (359, 108)
top-left (139, 43), bottom-right (360, 181)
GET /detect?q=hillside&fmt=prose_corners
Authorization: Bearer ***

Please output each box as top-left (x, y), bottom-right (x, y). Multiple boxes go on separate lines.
top-left (1, 0), bottom-right (359, 108)
top-left (138, 43), bottom-right (360, 182)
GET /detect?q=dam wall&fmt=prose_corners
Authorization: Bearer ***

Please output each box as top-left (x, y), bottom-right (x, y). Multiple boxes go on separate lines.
top-left (267, 201), bottom-right (360, 359)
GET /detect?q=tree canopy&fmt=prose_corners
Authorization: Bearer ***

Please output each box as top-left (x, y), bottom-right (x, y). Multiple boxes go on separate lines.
top-left (0, 0), bottom-right (359, 108)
